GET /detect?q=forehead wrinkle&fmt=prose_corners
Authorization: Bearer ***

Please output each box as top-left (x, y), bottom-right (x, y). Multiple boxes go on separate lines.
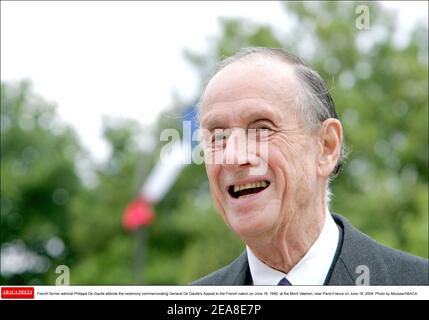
top-left (201, 98), bottom-right (281, 130)
top-left (200, 110), bottom-right (227, 129)
top-left (203, 75), bottom-right (298, 109)
top-left (202, 92), bottom-right (300, 130)
top-left (237, 103), bottom-right (279, 125)
top-left (200, 58), bottom-right (301, 124)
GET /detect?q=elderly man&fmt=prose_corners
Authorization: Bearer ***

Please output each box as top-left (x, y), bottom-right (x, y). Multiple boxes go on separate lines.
top-left (192, 47), bottom-right (428, 285)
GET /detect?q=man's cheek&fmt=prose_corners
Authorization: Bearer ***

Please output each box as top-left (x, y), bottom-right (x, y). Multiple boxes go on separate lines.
top-left (206, 165), bottom-right (219, 183)
top-left (207, 174), bottom-right (224, 202)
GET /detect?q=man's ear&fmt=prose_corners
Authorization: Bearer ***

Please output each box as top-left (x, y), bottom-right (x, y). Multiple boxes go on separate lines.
top-left (317, 118), bottom-right (342, 178)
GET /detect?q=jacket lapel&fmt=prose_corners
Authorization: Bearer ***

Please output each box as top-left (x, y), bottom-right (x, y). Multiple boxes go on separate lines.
top-left (328, 214), bottom-right (393, 285)
top-left (228, 251), bottom-right (253, 285)
top-left (226, 214), bottom-right (393, 286)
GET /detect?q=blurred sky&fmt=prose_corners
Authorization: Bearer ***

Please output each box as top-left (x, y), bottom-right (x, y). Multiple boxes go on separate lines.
top-left (1, 1), bottom-right (428, 162)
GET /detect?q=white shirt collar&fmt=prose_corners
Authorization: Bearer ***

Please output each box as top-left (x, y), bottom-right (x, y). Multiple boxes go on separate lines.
top-left (247, 211), bottom-right (339, 285)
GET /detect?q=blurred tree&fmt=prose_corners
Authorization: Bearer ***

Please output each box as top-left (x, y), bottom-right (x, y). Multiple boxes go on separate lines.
top-left (1, 81), bottom-right (81, 284)
top-left (66, 117), bottom-right (152, 284)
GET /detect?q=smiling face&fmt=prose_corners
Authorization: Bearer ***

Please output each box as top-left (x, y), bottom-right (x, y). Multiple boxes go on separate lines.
top-left (200, 56), bottom-right (326, 241)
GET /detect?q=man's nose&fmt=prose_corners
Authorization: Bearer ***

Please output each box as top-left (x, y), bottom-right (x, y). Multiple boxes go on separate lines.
top-left (223, 129), bottom-right (256, 168)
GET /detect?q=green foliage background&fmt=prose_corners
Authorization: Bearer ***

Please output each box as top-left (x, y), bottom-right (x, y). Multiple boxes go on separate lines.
top-left (1, 2), bottom-right (427, 285)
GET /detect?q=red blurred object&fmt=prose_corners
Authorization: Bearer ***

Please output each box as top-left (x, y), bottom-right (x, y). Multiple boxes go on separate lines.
top-left (123, 197), bottom-right (154, 231)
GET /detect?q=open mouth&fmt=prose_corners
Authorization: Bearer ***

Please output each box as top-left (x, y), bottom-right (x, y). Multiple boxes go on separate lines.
top-left (228, 180), bottom-right (270, 199)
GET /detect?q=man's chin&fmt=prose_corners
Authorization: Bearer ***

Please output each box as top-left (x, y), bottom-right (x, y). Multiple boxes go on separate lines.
top-left (227, 212), bottom-right (274, 239)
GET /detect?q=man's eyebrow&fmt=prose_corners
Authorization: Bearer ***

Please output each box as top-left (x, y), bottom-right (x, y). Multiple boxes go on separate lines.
top-left (248, 118), bottom-right (277, 127)
top-left (241, 108), bottom-right (279, 124)
top-left (200, 115), bottom-right (224, 130)
top-left (201, 107), bottom-right (280, 129)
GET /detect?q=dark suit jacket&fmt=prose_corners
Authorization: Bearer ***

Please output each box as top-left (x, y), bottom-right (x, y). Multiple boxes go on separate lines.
top-left (191, 214), bottom-right (429, 285)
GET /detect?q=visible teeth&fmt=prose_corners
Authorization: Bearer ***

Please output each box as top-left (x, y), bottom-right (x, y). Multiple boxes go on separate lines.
top-left (233, 180), bottom-right (268, 192)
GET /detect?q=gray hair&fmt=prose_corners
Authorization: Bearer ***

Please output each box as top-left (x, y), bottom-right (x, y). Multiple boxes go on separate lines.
top-left (199, 47), bottom-right (345, 179)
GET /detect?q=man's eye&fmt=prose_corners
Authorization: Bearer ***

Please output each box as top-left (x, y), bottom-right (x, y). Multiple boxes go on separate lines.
top-left (213, 133), bottom-right (226, 141)
top-left (211, 129), bottom-right (229, 143)
top-left (211, 128), bottom-right (231, 143)
top-left (254, 127), bottom-right (272, 135)
top-left (247, 126), bottom-right (272, 140)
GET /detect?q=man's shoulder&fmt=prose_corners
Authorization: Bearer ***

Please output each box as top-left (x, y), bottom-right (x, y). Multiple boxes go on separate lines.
top-left (190, 265), bottom-right (235, 286)
top-left (333, 214), bottom-right (428, 285)
top-left (366, 235), bottom-right (428, 284)
top-left (190, 251), bottom-right (250, 285)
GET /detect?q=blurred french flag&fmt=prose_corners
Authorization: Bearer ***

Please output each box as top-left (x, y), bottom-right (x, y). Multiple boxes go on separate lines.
top-left (123, 106), bottom-right (198, 231)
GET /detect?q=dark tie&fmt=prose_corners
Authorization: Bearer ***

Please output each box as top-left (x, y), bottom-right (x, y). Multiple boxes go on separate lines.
top-left (277, 277), bottom-right (292, 285)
